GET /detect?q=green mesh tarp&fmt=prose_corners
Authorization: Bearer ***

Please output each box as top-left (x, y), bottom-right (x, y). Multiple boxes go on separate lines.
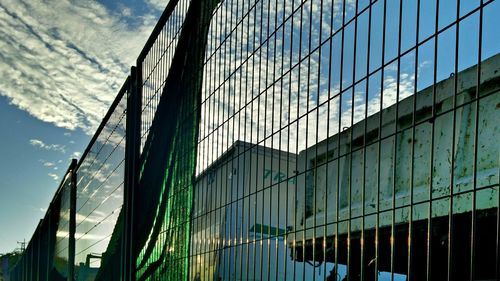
top-left (93, 0), bottom-right (217, 280)
top-left (134, 0), bottom-right (218, 280)
top-left (93, 208), bottom-right (124, 280)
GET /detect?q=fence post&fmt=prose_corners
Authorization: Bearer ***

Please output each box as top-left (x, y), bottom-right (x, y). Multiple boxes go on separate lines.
top-left (68, 159), bottom-right (77, 281)
top-left (123, 66), bottom-right (141, 281)
top-left (37, 227), bottom-right (40, 281)
top-left (46, 209), bottom-right (50, 281)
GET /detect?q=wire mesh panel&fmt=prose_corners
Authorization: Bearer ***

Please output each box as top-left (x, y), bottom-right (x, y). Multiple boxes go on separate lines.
top-left (190, 0), bottom-right (500, 280)
top-left (138, 0), bottom-right (191, 152)
top-left (74, 82), bottom-right (127, 280)
top-left (190, 142), bottom-right (298, 280)
top-left (132, 0), bottom-right (219, 280)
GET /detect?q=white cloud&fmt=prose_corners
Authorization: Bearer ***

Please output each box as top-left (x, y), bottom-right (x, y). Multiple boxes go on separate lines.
top-left (146, 0), bottom-right (167, 11)
top-left (70, 151), bottom-right (82, 159)
top-left (0, 0), bottom-right (159, 135)
top-left (30, 139), bottom-right (66, 153)
top-left (48, 173), bottom-right (59, 181)
top-left (121, 7), bottom-right (133, 17)
top-left (39, 159), bottom-right (56, 167)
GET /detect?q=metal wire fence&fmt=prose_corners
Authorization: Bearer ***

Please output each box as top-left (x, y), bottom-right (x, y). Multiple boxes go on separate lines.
top-left (9, 0), bottom-right (500, 280)
top-left (73, 79), bottom-right (128, 280)
top-left (138, 0), bottom-right (191, 152)
top-left (10, 160), bottom-right (77, 281)
top-left (191, 0), bottom-right (500, 280)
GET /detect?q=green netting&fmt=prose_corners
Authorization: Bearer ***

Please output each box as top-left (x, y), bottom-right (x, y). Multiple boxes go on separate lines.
top-left (133, 0), bottom-right (218, 280)
top-left (93, 208), bottom-right (124, 280)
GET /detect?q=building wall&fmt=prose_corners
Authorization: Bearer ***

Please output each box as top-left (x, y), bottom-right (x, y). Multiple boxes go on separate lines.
top-left (190, 141), bottom-right (299, 280)
top-left (294, 53), bottom-right (500, 240)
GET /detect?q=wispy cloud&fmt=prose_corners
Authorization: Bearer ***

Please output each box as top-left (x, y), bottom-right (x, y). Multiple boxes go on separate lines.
top-left (30, 139), bottom-right (66, 153)
top-left (0, 0), bottom-right (159, 135)
top-left (146, 0), bottom-right (167, 11)
top-left (48, 173), bottom-right (59, 181)
top-left (69, 151), bottom-right (82, 159)
top-left (41, 160), bottom-right (55, 167)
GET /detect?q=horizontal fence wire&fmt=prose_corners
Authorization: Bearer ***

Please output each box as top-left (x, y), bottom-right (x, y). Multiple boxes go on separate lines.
top-left (73, 81), bottom-right (128, 280)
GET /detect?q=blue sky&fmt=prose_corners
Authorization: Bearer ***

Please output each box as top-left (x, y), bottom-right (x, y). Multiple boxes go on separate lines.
top-left (0, 0), bottom-right (165, 254)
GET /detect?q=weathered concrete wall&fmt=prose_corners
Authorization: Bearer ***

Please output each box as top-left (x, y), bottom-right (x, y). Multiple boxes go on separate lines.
top-left (293, 53), bottom-right (500, 240)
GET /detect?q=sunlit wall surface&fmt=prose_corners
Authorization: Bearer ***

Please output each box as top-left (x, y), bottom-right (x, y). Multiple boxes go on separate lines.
top-left (191, 142), bottom-right (298, 280)
top-left (74, 90), bottom-right (126, 280)
top-left (192, 0), bottom-right (500, 280)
